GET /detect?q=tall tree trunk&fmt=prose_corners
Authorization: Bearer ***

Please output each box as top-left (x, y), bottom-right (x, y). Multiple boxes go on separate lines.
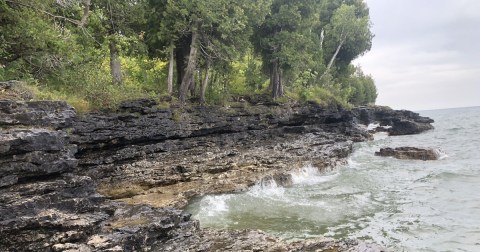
top-left (319, 38), bottom-right (345, 82)
top-left (189, 71), bottom-right (197, 96)
top-left (179, 26), bottom-right (199, 104)
top-left (175, 45), bottom-right (188, 89)
top-left (319, 28), bottom-right (325, 49)
top-left (200, 58), bottom-right (211, 104)
top-left (271, 59), bottom-right (283, 99)
top-left (77, 0), bottom-right (91, 28)
top-left (167, 42), bottom-right (174, 94)
top-left (109, 40), bottom-right (122, 85)
top-left (210, 69), bottom-right (218, 91)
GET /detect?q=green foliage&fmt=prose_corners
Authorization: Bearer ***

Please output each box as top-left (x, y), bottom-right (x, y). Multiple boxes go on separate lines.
top-left (31, 58), bottom-right (163, 112)
top-left (288, 85), bottom-right (350, 109)
top-left (244, 54), bottom-right (267, 91)
top-left (253, 0), bottom-right (318, 74)
top-left (0, 0), bottom-right (78, 80)
top-left (322, 1), bottom-right (373, 74)
top-left (348, 67), bottom-right (377, 105)
top-left (1, 0), bottom-right (378, 110)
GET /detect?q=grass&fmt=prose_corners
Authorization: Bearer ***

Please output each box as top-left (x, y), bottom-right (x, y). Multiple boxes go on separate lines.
top-left (2, 77), bottom-right (353, 114)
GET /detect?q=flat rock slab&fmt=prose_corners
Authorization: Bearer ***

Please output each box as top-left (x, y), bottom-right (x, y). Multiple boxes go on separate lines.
top-left (375, 147), bottom-right (441, 161)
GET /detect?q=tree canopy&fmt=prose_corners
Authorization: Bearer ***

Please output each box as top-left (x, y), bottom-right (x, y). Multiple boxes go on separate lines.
top-left (0, 0), bottom-right (377, 111)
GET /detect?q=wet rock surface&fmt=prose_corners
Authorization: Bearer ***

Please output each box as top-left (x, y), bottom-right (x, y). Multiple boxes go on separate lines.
top-left (0, 98), bottom-right (431, 251)
top-left (159, 228), bottom-right (387, 252)
top-left (354, 106), bottom-right (434, 135)
top-left (375, 147), bottom-right (441, 161)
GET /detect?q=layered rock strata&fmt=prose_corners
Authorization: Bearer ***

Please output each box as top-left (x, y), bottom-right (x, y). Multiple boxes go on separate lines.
top-left (0, 96), bottom-right (433, 251)
top-left (0, 100), bottom-right (197, 252)
top-left (72, 100), bottom-right (366, 208)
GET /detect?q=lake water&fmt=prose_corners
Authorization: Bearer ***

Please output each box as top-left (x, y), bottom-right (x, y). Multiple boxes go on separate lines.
top-left (185, 106), bottom-right (480, 251)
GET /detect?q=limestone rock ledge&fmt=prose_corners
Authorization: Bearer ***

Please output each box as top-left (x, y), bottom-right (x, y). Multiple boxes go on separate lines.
top-left (0, 100), bottom-right (196, 252)
top-left (0, 98), bottom-right (432, 251)
top-left (72, 100), bottom-right (366, 208)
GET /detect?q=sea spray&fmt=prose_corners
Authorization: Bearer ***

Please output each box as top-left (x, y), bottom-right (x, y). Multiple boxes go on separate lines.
top-left (198, 194), bottom-right (232, 217)
top-left (186, 107), bottom-right (480, 251)
top-left (247, 177), bottom-right (285, 199)
top-left (291, 164), bottom-right (339, 185)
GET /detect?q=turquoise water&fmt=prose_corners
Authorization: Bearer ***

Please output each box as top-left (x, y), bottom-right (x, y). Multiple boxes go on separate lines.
top-left (185, 107), bottom-right (480, 251)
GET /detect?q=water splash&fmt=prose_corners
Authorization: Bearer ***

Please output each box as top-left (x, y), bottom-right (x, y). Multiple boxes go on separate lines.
top-left (433, 148), bottom-right (449, 160)
top-left (247, 177), bottom-right (285, 199)
top-left (186, 107), bottom-right (480, 252)
top-left (197, 194), bottom-right (232, 217)
top-left (291, 165), bottom-right (338, 185)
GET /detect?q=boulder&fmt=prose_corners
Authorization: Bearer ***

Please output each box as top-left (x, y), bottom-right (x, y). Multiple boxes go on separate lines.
top-left (388, 119), bottom-right (434, 136)
top-left (375, 147), bottom-right (441, 160)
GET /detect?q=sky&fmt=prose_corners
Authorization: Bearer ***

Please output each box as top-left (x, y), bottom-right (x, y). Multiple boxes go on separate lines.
top-left (354, 0), bottom-right (480, 111)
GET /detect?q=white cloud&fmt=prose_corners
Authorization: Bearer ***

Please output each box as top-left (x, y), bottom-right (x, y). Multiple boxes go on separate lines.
top-left (355, 0), bottom-right (480, 110)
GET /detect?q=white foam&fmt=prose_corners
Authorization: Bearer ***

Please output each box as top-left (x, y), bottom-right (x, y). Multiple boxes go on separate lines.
top-left (433, 148), bottom-right (449, 160)
top-left (198, 195), bottom-right (232, 217)
top-left (247, 178), bottom-right (285, 198)
top-left (291, 165), bottom-right (338, 185)
top-left (367, 123), bottom-right (380, 131)
top-left (348, 157), bottom-right (360, 168)
top-left (373, 132), bottom-right (389, 140)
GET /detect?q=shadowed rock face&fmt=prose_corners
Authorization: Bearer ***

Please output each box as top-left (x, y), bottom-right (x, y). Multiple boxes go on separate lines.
top-left (0, 97), bottom-right (431, 251)
top-left (375, 147), bottom-right (441, 161)
top-left (354, 106), bottom-right (434, 135)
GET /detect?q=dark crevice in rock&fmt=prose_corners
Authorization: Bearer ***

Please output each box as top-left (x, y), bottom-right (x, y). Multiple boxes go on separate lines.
top-left (14, 172), bottom-right (64, 186)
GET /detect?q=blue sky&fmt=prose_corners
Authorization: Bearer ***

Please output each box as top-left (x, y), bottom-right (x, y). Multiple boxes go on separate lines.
top-left (355, 0), bottom-right (480, 110)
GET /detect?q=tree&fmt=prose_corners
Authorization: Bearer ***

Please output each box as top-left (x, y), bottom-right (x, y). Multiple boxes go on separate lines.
top-left (348, 67), bottom-right (377, 105)
top-left (0, 0), bottom-right (85, 80)
top-left (319, 2), bottom-right (372, 82)
top-left (146, 0), bottom-right (190, 94)
top-left (253, 0), bottom-right (319, 99)
top-left (85, 0), bottom-right (146, 85)
top-left (147, 0), bottom-right (271, 104)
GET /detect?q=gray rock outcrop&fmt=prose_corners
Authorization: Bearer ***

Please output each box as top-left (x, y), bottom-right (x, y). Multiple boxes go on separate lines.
top-left (354, 106), bottom-right (434, 135)
top-left (1, 97), bottom-right (431, 251)
top-left (0, 100), bottom-right (197, 252)
top-left (375, 147), bottom-right (441, 161)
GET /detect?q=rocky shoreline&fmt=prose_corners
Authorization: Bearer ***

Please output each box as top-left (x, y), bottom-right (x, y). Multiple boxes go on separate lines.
top-left (0, 96), bottom-right (434, 251)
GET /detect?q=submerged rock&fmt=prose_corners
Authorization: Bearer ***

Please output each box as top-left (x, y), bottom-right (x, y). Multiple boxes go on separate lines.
top-left (375, 147), bottom-right (441, 160)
